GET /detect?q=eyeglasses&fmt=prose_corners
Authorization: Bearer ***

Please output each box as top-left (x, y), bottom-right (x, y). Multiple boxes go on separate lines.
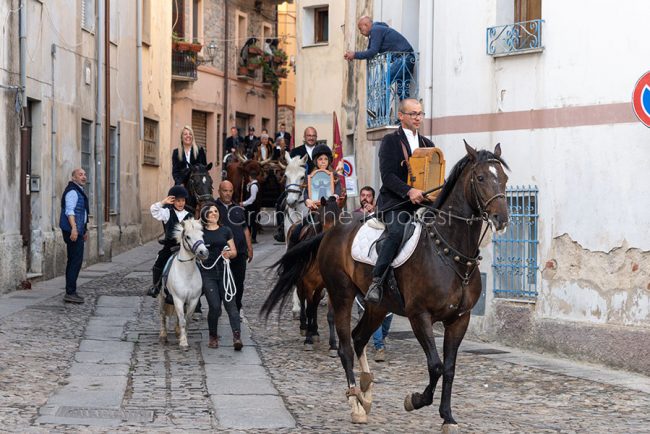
top-left (305, 134), bottom-right (317, 138)
top-left (400, 111), bottom-right (425, 118)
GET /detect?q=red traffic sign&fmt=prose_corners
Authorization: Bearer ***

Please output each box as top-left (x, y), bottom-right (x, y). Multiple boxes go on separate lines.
top-left (632, 71), bottom-right (650, 127)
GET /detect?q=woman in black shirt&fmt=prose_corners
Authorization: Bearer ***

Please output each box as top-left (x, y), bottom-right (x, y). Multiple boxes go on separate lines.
top-left (198, 204), bottom-right (242, 350)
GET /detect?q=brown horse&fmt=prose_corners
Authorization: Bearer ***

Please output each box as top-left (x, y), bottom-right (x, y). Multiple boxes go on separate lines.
top-left (261, 142), bottom-right (509, 430)
top-left (284, 196), bottom-right (340, 353)
top-left (225, 159), bottom-right (262, 204)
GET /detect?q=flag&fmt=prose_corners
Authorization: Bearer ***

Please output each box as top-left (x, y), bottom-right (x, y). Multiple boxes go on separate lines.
top-left (332, 111), bottom-right (346, 191)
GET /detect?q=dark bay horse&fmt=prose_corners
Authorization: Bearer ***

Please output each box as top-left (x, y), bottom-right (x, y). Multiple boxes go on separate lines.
top-left (225, 159), bottom-right (262, 204)
top-left (261, 142), bottom-right (509, 430)
top-left (282, 196), bottom-right (340, 353)
top-left (183, 162), bottom-right (214, 214)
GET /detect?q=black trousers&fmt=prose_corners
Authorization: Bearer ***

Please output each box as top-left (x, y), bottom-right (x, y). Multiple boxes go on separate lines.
top-left (230, 254), bottom-right (248, 311)
top-left (246, 207), bottom-right (259, 241)
top-left (373, 210), bottom-right (411, 279)
top-left (153, 245), bottom-right (174, 271)
top-left (201, 268), bottom-right (240, 336)
top-left (63, 231), bottom-right (85, 295)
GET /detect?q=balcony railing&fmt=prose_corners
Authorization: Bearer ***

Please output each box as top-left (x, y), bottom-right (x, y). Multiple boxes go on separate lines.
top-left (366, 51), bottom-right (418, 129)
top-left (172, 50), bottom-right (198, 80)
top-left (486, 19), bottom-right (544, 56)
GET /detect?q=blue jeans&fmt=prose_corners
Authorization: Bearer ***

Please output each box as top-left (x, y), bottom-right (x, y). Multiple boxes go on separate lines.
top-left (62, 231), bottom-right (85, 295)
top-left (373, 314), bottom-right (393, 350)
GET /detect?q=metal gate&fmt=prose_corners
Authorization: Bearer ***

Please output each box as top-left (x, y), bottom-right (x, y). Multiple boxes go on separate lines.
top-left (492, 185), bottom-right (539, 299)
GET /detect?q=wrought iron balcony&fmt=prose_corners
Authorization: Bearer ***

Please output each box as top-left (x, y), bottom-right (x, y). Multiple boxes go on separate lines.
top-left (486, 19), bottom-right (544, 57)
top-left (366, 51), bottom-right (418, 130)
top-left (172, 49), bottom-right (198, 81)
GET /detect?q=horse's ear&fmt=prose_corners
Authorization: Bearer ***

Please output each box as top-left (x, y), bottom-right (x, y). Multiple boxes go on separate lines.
top-left (320, 197), bottom-right (327, 206)
top-left (206, 162), bottom-right (213, 171)
top-left (494, 143), bottom-right (501, 158)
top-left (464, 139), bottom-right (478, 161)
top-left (300, 154), bottom-right (309, 164)
top-left (284, 151), bottom-right (291, 162)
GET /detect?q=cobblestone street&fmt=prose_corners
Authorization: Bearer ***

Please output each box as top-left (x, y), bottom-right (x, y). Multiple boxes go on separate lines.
top-left (1, 233), bottom-right (649, 433)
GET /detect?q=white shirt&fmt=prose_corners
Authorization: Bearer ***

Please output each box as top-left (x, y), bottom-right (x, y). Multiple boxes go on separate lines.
top-left (403, 128), bottom-right (420, 154)
top-left (242, 181), bottom-right (259, 207)
top-left (305, 145), bottom-right (315, 159)
top-left (150, 202), bottom-right (189, 224)
top-left (184, 149), bottom-right (191, 162)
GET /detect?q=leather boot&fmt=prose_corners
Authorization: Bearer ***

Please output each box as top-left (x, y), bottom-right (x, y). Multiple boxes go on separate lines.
top-left (147, 266), bottom-right (163, 298)
top-left (365, 277), bottom-right (384, 304)
top-left (233, 330), bottom-right (243, 351)
top-left (208, 333), bottom-right (219, 348)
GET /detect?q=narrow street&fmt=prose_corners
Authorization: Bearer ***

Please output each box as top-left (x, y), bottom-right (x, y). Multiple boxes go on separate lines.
top-left (1, 232), bottom-right (649, 433)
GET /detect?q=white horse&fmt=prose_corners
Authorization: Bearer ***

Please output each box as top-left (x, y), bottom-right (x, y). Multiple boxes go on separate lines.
top-left (282, 152), bottom-right (310, 318)
top-left (159, 218), bottom-right (209, 349)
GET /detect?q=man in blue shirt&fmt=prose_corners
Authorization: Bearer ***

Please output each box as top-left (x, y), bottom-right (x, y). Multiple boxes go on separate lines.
top-left (344, 16), bottom-right (415, 100)
top-left (59, 168), bottom-right (90, 304)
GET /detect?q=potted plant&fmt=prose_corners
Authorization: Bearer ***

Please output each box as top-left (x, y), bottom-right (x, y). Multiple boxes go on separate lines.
top-left (247, 45), bottom-right (263, 56)
top-left (272, 48), bottom-right (288, 65)
top-left (248, 56), bottom-right (264, 70)
top-left (238, 65), bottom-right (249, 75)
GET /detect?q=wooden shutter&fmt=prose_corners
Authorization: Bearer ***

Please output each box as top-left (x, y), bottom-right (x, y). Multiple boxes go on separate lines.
top-left (192, 110), bottom-right (208, 149)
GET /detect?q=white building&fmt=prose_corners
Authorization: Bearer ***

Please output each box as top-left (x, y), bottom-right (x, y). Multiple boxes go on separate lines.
top-left (297, 0), bottom-right (650, 373)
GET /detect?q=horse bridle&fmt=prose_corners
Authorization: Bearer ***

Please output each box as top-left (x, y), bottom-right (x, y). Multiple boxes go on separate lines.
top-left (188, 173), bottom-right (213, 202)
top-left (469, 159), bottom-right (506, 218)
top-left (178, 233), bottom-right (205, 262)
top-left (285, 182), bottom-right (306, 207)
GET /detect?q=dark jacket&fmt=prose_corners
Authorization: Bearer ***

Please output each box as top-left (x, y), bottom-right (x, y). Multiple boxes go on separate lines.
top-left (354, 22), bottom-right (413, 60)
top-left (162, 204), bottom-right (192, 247)
top-left (59, 181), bottom-right (90, 235)
top-left (225, 135), bottom-right (243, 155)
top-left (290, 144), bottom-right (315, 174)
top-left (215, 199), bottom-right (249, 256)
top-left (244, 135), bottom-right (259, 158)
top-left (275, 131), bottom-right (291, 147)
top-left (172, 146), bottom-right (207, 185)
top-left (376, 127), bottom-right (434, 213)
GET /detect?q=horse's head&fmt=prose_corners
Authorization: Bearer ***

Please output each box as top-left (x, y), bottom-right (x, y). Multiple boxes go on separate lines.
top-left (174, 218), bottom-right (209, 260)
top-left (319, 196), bottom-right (341, 231)
top-left (186, 163), bottom-right (214, 203)
top-left (284, 153), bottom-right (308, 207)
top-left (463, 141), bottom-right (509, 232)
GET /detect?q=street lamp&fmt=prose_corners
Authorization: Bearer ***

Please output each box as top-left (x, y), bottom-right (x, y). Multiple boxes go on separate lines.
top-left (197, 40), bottom-right (218, 65)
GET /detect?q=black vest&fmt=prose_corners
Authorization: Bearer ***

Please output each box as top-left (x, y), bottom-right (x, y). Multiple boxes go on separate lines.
top-left (162, 205), bottom-right (192, 246)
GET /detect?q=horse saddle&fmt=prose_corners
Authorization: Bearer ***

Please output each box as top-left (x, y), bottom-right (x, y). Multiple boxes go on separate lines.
top-left (351, 217), bottom-right (421, 268)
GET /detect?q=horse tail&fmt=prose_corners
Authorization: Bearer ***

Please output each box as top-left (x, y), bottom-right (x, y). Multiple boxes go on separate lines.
top-left (260, 232), bottom-right (326, 319)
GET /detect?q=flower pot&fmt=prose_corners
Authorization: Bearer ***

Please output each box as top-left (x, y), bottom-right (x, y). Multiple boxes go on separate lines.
top-left (248, 62), bottom-right (262, 70)
top-left (272, 55), bottom-right (284, 64)
top-left (238, 66), bottom-right (249, 75)
top-left (247, 46), bottom-right (263, 56)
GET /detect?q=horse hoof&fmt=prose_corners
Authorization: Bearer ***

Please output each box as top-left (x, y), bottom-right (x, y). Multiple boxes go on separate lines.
top-left (328, 349), bottom-right (338, 358)
top-left (441, 423), bottom-right (459, 434)
top-left (292, 311), bottom-right (300, 320)
top-left (404, 394), bottom-right (415, 412)
top-left (159, 335), bottom-right (168, 344)
top-left (300, 329), bottom-right (306, 337)
top-left (303, 343), bottom-right (314, 352)
top-left (351, 412), bottom-right (368, 424)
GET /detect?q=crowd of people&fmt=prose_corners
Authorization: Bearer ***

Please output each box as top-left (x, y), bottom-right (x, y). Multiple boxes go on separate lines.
top-left (58, 15), bottom-right (419, 361)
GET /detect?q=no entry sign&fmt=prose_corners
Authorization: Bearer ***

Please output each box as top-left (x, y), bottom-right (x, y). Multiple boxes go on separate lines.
top-left (632, 71), bottom-right (650, 127)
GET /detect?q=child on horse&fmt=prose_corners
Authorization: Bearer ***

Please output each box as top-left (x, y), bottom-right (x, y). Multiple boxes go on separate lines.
top-left (147, 185), bottom-right (193, 299)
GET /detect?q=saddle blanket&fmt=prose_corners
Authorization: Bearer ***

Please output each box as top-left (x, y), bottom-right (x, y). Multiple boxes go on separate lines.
top-left (351, 220), bottom-right (422, 268)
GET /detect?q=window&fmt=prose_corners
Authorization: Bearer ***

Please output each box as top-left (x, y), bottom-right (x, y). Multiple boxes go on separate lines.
top-left (81, 119), bottom-right (93, 209)
top-left (191, 0), bottom-right (202, 44)
top-left (142, 0), bottom-right (151, 45)
top-left (314, 7), bottom-right (328, 43)
top-left (143, 117), bottom-right (159, 166)
top-left (191, 110), bottom-right (208, 149)
top-left (81, 0), bottom-right (95, 32)
top-left (109, 125), bottom-right (119, 214)
top-left (262, 117), bottom-right (270, 132)
top-left (515, 0), bottom-right (541, 49)
top-left (173, 0), bottom-right (185, 39)
top-left (487, 0), bottom-right (543, 56)
top-left (236, 11), bottom-right (248, 47)
top-left (492, 186), bottom-right (539, 299)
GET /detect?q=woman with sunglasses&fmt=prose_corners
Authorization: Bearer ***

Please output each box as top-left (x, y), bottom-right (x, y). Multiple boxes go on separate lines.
top-left (198, 204), bottom-right (242, 350)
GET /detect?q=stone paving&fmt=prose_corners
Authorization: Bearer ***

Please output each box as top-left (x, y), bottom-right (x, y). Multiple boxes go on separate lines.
top-left (0, 232), bottom-right (649, 432)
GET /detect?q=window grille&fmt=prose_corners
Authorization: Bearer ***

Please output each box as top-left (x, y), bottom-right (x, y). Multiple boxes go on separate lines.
top-left (492, 185), bottom-right (539, 299)
top-left (81, 119), bottom-right (93, 210)
top-left (109, 125), bottom-right (119, 214)
top-left (143, 118), bottom-right (159, 166)
top-left (81, 0), bottom-right (95, 32)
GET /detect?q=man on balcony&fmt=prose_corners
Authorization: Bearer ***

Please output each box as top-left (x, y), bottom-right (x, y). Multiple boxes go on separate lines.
top-left (344, 16), bottom-right (415, 99)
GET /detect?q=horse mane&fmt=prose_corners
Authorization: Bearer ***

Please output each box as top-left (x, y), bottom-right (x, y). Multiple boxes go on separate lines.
top-left (173, 218), bottom-right (203, 245)
top-left (432, 149), bottom-right (509, 209)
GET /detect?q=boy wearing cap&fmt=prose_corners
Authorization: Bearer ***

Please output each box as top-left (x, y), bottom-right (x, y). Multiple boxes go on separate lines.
top-left (147, 185), bottom-right (193, 298)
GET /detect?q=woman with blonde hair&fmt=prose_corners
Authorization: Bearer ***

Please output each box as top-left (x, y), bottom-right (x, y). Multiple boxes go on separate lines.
top-left (172, 125), bottom-right (207, 185)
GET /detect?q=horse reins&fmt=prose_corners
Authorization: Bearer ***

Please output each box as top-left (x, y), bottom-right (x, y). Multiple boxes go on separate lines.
top-left (178, 236), bottom-right (205, 262)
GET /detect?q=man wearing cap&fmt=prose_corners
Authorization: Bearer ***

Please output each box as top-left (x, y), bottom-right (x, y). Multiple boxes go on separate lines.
top-left (147, 185), bottom-right (193, 298)
top-left (244, 126), bottom-right (259, 159)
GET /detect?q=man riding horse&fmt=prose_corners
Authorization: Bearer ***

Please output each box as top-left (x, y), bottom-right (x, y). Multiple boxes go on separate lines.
top-left (365, 98), bottom-right (434, 304)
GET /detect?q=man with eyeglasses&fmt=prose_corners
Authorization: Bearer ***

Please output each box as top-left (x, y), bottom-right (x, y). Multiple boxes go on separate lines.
top-left (365, 98), bottom-right (434, 304)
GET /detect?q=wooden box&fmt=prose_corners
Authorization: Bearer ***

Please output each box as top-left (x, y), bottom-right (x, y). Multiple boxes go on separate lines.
top-left (408, 148), bottom-right (446, 200)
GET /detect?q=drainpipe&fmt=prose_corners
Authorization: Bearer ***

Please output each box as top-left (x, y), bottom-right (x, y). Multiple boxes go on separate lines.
top-left (104, 0), bottom-right (111, 221)
top-left (222, 0), bottom-right (229, 166)
top-left (51, 44), bottom-right (57, 229)
top-left (137, 0), bottom-right (143, 139)
top-left (428, 0), bottom-right (435, 137)
top-left (95, 0), bottom-right (105, 257)
top-left (19, 0), bottom-right (29, 248)
top-left (19, 0), bottom-right (26, 108)
top-left (274, 0), bottom-right (278, 131)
